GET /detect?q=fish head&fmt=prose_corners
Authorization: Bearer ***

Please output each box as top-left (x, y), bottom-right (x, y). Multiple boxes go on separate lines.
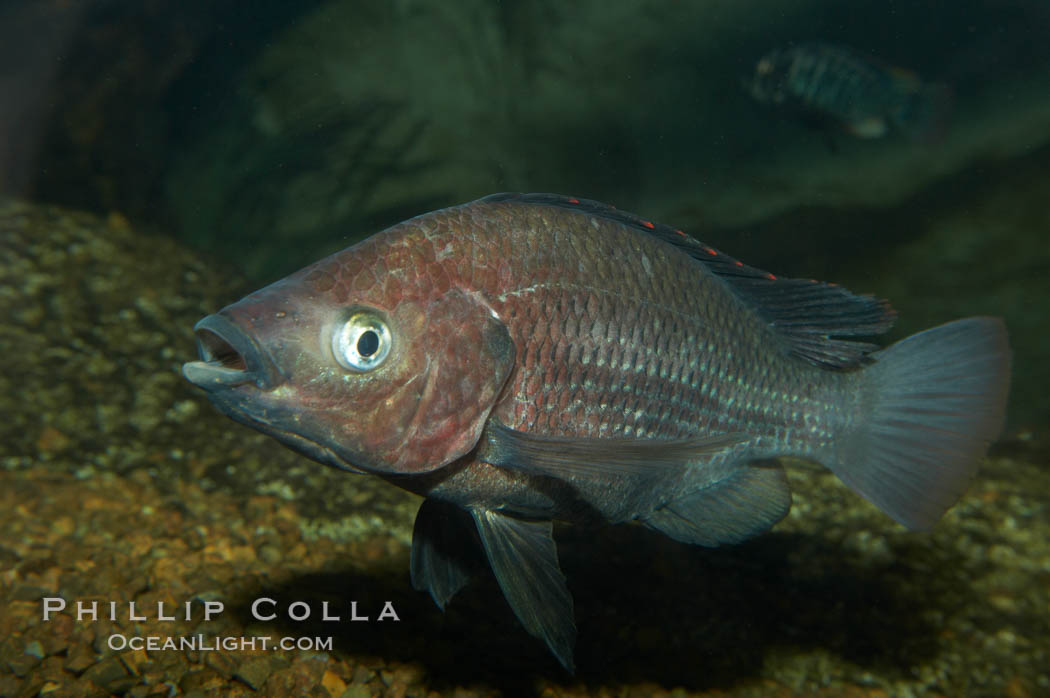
top-left (747, 49), bottom-right (790, 105)
top-left (182, 231), bottom-right (516, 476)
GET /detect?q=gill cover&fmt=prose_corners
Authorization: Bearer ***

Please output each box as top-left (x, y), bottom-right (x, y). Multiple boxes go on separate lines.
top-left (385, 289), bottom-right (515, 474)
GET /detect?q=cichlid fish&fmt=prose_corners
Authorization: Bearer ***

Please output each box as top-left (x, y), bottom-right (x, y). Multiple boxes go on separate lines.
top-left (183, 193), bottom-right (1009, 671)
top-left (748, 42), bottom-right (953, 141)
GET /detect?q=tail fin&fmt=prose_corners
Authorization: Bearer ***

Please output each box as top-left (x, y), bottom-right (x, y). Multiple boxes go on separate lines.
top-left (892, 79), bottom-right (954, 142)
top-left (828, 317), bottom-right (1010, 530)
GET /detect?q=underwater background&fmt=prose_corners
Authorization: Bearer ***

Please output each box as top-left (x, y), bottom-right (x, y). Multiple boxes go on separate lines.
top-left (1, 1), bottom-right (1048, 696)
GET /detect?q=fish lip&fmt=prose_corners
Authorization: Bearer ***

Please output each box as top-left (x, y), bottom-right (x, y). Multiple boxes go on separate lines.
top-left (182, 313), bottom-right (283, 391)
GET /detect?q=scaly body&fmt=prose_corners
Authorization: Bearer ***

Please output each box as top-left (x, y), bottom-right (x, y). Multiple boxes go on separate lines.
top-left (384, 199), bottom-right (850, 522)
top-left (184, 193), bottom-right (1009, 671)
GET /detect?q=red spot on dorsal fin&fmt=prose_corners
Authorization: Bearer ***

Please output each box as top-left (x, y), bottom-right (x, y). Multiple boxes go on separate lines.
top-left (766, 272), bottom-right (777, 280)
top-left (641, 220), bottom-right (655, 230)
top-left (706, 247), bottom-right (717, 256)
top-left (675, 229), bottom-right (687, 237)
top-left (734, 260), bottom-right (744, 267)
top-left (568, 197), bottom-right (580, 204)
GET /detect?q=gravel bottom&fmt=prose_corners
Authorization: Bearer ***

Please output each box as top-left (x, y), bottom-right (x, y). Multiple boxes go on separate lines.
top-left (1, 440), bottom-right (1048, 697)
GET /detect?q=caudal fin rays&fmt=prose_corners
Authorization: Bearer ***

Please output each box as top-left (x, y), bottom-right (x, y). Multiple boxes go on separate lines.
top-left (827, 317), bottom-right (1010, 530)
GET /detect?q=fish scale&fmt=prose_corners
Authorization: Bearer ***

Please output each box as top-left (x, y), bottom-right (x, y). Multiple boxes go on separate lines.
top-left (439, 200), bottom-right (847, 460)
top-left (184, 193), bottom-right (1010, 672)
top-left (454, 199), bottom-right (842, 500)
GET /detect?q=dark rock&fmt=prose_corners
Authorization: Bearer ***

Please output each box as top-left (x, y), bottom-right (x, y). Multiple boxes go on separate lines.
top-left (63, 645), bottom-right (98, 676)
top-left (0, 545), bottom-right (20, 567)
top-left (203, 650), bottom-right (237, 679)
top-left (339, 685), bottom-right (374, 698)
top-left (80, 656), bottom-right (130, 689)
top-left (178, 668), bottom-right (225, 693)
top-left (0, 636), bottom-right (40, 677)
top-left (8, 583), bottom-right (52, 602)
top-left (234, 657), bottom-right (274, 690)
top-left (13, 677), bottom-right (46, 698)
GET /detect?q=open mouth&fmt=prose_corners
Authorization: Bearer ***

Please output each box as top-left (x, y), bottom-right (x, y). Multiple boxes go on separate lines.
top-left (198, 327), bottom-right (247, 371)
top-left (182, 314), bottom-right (281, 390)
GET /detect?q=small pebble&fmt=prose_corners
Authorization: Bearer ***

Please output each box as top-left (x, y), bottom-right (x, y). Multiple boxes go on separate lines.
top-left (234, 657), bottom-right (274, 690)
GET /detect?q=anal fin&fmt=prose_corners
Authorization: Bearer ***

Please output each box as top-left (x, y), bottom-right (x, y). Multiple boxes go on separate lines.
top-left (472, 508), bottom-right (576, 672)
top-left (643, 462), bottom-right (792, 547)
top-left (410, 498), bottom-right (477, 610)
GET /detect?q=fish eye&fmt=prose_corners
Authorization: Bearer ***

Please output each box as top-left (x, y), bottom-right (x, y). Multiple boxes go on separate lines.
top-left (332, 312), bottom-right (391, 372)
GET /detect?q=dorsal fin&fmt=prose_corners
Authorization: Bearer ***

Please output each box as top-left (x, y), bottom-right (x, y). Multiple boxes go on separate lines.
top-left (479, 192), bottom-right (896, 370)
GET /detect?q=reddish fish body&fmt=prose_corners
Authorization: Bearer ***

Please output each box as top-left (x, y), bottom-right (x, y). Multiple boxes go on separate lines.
top-left (184, 193), bottom-right (1009, 671)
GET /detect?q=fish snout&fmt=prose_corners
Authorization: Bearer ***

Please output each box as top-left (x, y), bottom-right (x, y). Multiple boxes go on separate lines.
top-left (182, 313), bottom-right (282, 391)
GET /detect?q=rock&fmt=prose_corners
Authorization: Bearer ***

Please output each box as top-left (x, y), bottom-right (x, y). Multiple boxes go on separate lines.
top-left (351, 666), bottom-right (375, 685)
top-left (203, 649), bottom-right (237, 679)
top-left (0, 673), bottom-right (20, 697)
top-left (118, 648), bottom-right (152, 676)
top-left (340, 685), bottom-right (374, 698)
top-left (234, 657), bottom-right (274, 690)
top-left (0, 636), bottom-right (40, 677)
top-left (80, 655), bottom-right (131, 690)
top-left (258, 543), bottom-right (283, 565)
top-left (63, 644), bottom-right (98, 676)
top-left (9, 583), bottom-right (52, 602)
top-left (321, 669), bottom-right (347, 697)
top-left (179, 668), bottom-right (226, 693)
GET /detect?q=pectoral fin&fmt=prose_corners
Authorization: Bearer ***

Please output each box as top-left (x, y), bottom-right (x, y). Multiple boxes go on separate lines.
top-left (410, 498), bottom-right (477, 610)
top-left (471, 508), bottom-right (576, 672)
top-left (642, 462), bottom-right (792, 546)
top-left (480, 420), bottom-right (747, 479)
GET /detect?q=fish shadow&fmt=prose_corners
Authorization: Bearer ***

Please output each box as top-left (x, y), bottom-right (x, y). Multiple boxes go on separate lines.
top-left (231, 523), bottom-right (965, 693)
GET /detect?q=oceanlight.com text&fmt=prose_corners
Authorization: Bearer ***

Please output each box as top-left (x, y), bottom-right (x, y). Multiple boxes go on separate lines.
top-left (107, 634), bottom-right (334, 652)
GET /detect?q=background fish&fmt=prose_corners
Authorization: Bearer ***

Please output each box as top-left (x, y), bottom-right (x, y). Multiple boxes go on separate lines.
top-left (748, 42), bottom-right (953, 140)
top-left (182, 193), bottom-right (1009, 671)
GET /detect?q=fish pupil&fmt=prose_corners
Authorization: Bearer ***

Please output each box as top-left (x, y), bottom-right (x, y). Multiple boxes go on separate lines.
top-left (357, 330), bottom-right (380, 357)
